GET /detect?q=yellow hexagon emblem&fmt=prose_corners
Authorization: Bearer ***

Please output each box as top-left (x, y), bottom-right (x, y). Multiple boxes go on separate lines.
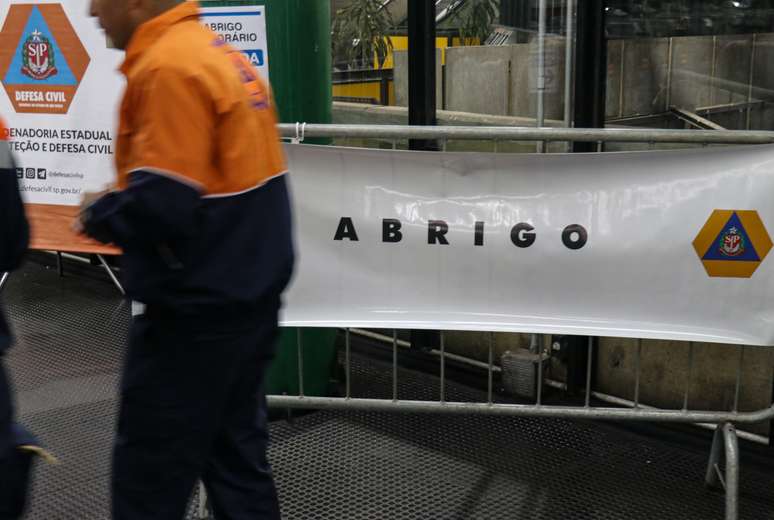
top-left (693, 210), bottom-right (773, 278)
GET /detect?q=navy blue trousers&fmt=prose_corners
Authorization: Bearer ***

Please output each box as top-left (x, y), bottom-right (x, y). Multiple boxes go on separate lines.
top-left (0, 357), bottom-right (35, 520)
top-left (112, 308), bottom-right (282, 520)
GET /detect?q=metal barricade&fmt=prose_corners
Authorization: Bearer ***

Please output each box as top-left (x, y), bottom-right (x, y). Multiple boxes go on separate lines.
top-left (201, 124), bottom-right (774, 520)
top-left (277, 123), bottom-right (774, 148)
top-left (265, 328), bottom-right (769, 520)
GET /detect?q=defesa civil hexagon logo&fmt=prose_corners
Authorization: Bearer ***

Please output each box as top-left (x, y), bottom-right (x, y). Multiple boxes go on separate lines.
top-left (0, 4), bottom-right (90, 114)
top-left (693, 210), bottom-right (772, 278)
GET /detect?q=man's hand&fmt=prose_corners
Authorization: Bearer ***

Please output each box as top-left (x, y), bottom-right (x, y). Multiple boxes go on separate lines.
top-left (71, 217), bottom-right (84, 235)
top-left (79, 189), bottom-right (110, 212)
top-left (73, 189), bottom-right (110, 235)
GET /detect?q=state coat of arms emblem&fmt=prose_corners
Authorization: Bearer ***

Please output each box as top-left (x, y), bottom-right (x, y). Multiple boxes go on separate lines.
top-left (719, 226), bottom-right (744, 257)
top-left (21, 29), bottom-right (57, 80)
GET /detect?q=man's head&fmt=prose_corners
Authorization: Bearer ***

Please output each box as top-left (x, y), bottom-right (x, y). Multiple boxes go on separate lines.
top-left (89, 0), bottom-right (184, 50)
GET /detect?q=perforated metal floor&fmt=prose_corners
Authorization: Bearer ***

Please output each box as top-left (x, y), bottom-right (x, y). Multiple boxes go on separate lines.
top-left (3, 257), bottom-right (774, 519)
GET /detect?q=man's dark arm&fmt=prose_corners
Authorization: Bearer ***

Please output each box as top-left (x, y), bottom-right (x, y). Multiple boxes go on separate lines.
top-left (81, 170), bottom-right (201, 249)
top-left (0, 142), bottom-right (29, 272)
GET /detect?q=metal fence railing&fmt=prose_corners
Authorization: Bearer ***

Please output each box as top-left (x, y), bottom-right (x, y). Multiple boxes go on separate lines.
top-left (262, 326), bottom-right (767, 520)
top-left (278, 123), bottom-right (774, 147)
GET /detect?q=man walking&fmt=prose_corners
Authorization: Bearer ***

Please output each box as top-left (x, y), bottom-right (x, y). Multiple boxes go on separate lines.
top-left (84, 1), bottom-right (294, 518)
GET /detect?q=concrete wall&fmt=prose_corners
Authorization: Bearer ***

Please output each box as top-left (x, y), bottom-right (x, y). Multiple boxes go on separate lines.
top-left (426, 33), bottom-right (774, 130)
top-left (433, 39), bottom-right (566, 120)
top-left (393, 50), bottom-right (443, 109)
top-left (596, 339), bottom-right (773, 436)
top-left (393, 40), bottom-right (569, 120)
top-left (670, 37), bottom-right (714, 110)
top-left (751, 33), bottom-right (774, 130)
top-left (713, 35), bottom-right (754, 107)
top-left (511, 37), bottom-right (566, 121)
top-left (605, 40), bottom-right (622, 119)
top-left (612, 38), bottom-right (670, 118)
top-left (444, 46), bottom-right (512, 116)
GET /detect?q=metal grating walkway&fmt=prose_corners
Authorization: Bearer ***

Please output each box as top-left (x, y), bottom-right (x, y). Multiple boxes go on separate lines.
top-left (3, 256), bottom-right (774, 519)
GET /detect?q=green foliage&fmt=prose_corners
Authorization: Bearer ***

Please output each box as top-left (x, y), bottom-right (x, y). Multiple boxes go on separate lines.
top-left (332, 0), bottom-right (395, 69)
top-left (450, 0), bottom-right (498, 44)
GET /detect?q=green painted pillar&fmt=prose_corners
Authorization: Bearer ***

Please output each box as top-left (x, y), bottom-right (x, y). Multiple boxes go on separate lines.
top-left (201, 0), bottom-right (336, 399)
top-left (262, 0), bottom-right (335, 397)
top-left (263, 0), bottom-right (332, 127)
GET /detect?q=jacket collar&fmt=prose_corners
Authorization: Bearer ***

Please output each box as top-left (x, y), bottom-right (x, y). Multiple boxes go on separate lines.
top-left (120, 1), bottom-right (200, 76)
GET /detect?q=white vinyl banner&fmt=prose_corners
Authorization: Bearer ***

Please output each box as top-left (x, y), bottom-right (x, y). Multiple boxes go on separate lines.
top-left (0, 2), bottom-right (268, 206)
top-left (281, 143), bottom-right (774, 346)
top-left (0, 1), bottom-right (124, 205)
